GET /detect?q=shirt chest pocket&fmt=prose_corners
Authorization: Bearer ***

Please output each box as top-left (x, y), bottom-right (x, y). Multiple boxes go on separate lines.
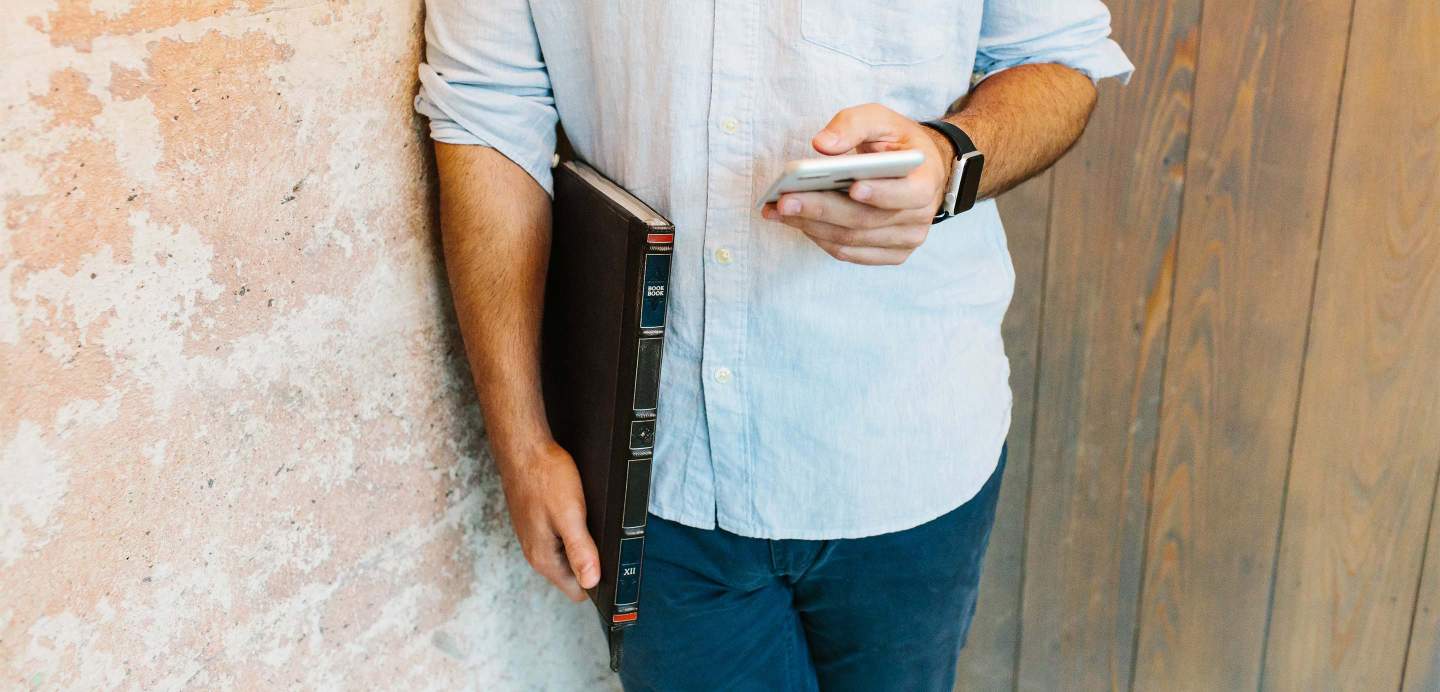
top-left (799, 0), bottom-right (952, 66)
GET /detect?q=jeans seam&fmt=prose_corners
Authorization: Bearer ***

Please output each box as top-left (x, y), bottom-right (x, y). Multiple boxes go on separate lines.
top-left (787, 597), bottom-right (810, 692)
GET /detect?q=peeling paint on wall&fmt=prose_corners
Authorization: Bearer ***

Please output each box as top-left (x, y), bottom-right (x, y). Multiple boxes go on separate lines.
top-left (1, 1), bottom-right (618, 689)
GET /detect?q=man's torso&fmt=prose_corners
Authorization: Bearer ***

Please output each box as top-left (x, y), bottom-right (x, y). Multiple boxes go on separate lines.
top-left (533, 1), bottom-right (1014, 539)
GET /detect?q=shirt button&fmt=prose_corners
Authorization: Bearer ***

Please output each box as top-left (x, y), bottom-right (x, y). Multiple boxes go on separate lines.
top-left (720, 117), bottom-right (739, 134)
top-left (714, 367), bottom-right (733, 384)
top-left (714, 247), bottom-right (733, 264)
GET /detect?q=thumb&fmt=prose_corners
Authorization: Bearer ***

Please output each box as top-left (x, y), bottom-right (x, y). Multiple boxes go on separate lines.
top-left (812, 103), bottom-right (903, 155)
top-left (557, 517), bottom-right (601, 590)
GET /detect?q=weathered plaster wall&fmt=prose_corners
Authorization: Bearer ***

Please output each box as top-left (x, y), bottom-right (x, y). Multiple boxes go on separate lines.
top-left (1, 1), bottom-right (615, 688)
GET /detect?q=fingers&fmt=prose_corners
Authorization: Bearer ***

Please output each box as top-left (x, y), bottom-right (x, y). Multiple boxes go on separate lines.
top-left (502, 442), bottom-right (604, 603)
top-left (849, 175), bottom-right (939, 211)
top-left (556, 509), bottom-right (601, 591)
top-left (763, 191), bottom-right (915, 229)
top-left (760, 192), bottom-right (929, 265)
top-left (786, 216), bottom-right (929, 252)
top-left (760, 191), bottom-right (930, 265)
top-left (528, 502), bottom-right (598, 603)
top-left (812, 103), bottom-right (904, 155)
top-left (776, 104), bottom-right (952, 266)
top-left (811, 237), bottom-right (915, 266)
top-left (523, 531), bottom-right (588, 602)
top-left (760, 206), bottom-right (928, 266)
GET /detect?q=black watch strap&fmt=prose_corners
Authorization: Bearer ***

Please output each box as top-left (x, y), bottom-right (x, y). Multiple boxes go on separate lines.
top-left (921, 119), bottom-right (977, 159)
top-left (919, 119), bottom-right (984, 222)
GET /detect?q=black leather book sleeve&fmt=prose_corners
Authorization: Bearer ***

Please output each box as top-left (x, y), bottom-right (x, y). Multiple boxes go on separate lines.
top-left (540, 160), bottom-right (674, 671)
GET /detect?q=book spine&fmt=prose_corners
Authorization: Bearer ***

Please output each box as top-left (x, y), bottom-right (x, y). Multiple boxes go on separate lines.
top-left (611, 226), bottom-right (673, 626)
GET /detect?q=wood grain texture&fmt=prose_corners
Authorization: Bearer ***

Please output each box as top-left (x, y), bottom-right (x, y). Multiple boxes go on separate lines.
top-left (1262, 0), bottom-right (1440, 687)
top-left (1129, 0), bottom-right (1357, 689)
top-left (1015, 0), bottom-right (1199, 687)
top-left (954, 171), bottom-right (1052, 692)
top-left (1406, 485), bottom-right (1440, 692)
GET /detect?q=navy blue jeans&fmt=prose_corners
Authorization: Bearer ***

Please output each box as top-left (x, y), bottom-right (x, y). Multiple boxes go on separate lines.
top-left (619, 444), bottom-right (1008, 691)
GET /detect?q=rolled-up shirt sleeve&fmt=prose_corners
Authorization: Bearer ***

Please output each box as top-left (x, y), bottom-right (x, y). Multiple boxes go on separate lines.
top-left (973, 0), bottom-right (1135, 85)
top-left (415, 0), bottom-right (559, 195)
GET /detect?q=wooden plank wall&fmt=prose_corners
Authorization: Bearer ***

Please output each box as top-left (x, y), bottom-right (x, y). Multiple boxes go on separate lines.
top-left (955, 171), bottom-right (1052, 691)
top-left (955, 0), bottom-right (1440, 689)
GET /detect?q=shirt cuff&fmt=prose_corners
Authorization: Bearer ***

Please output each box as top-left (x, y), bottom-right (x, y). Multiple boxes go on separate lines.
top-left (414, 69), bottom-right (557, 197)
top-left (974, 37), bottom-right (1135, 87)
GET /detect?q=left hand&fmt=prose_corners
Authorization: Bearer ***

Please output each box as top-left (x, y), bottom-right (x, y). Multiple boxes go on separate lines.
top-left (762, 102), bottom-right (953, 266)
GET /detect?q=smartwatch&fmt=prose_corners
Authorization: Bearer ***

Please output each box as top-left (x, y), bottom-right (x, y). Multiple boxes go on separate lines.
top-left (919, 119), bottom-right (984, 223)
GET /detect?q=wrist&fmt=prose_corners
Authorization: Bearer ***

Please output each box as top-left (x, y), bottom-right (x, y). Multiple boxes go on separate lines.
top-left (494, 429), bottom-right (553, 459)
top-left (934, 114), bottom-right (993, 161)
top-left (477, 395), bottom-right (555, 467)
top-left (950, 115), bottom-right (994, 203)
top-left (919, 125), bottom-right (957, 203)
top-left (919, 118), bottom-right (987, 219)
top-left (921, 125), bottom-right (957, 171)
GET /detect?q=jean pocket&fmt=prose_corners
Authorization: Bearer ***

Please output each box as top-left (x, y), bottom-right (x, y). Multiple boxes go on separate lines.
top-left (799, 0), bottom-right (950, 66)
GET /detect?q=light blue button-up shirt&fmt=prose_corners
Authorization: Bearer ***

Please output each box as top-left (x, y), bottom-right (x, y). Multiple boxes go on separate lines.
top-left (417, 1), bottom-right (1132, 539)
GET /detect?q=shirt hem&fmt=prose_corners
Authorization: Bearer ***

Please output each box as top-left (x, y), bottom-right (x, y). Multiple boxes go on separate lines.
top-left (648, 418), bottom-right (1011, 540)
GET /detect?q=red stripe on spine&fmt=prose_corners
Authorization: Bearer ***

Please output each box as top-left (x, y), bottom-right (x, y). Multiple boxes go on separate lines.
top-left (612, 612), bottom-right (638, 623)
top-left (647, 233), bottom-right (674, 244)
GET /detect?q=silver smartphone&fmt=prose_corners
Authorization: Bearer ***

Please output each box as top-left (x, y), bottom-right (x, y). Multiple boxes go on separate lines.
top-left (756, 149), bottom-right (925, 208)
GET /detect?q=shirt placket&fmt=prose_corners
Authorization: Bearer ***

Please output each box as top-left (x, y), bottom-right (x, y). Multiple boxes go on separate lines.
top-left (697, 0), bottom-right (758, 532)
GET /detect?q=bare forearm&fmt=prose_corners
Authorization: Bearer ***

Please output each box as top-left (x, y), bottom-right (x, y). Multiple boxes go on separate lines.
top-left (937, 63), bottom-right (1098, 199)
top-left (434, 143), bottom-right (602, 599)
top-left (435, 142), bottom-right (552, 463)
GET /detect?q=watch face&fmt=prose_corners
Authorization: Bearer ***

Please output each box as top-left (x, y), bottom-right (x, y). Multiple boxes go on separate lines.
top-left (957, 151), bottom-right (984, 211)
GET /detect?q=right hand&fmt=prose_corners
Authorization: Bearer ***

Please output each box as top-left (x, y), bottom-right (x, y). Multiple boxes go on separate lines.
top-left (497, 438), bottom-right (601, 601)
